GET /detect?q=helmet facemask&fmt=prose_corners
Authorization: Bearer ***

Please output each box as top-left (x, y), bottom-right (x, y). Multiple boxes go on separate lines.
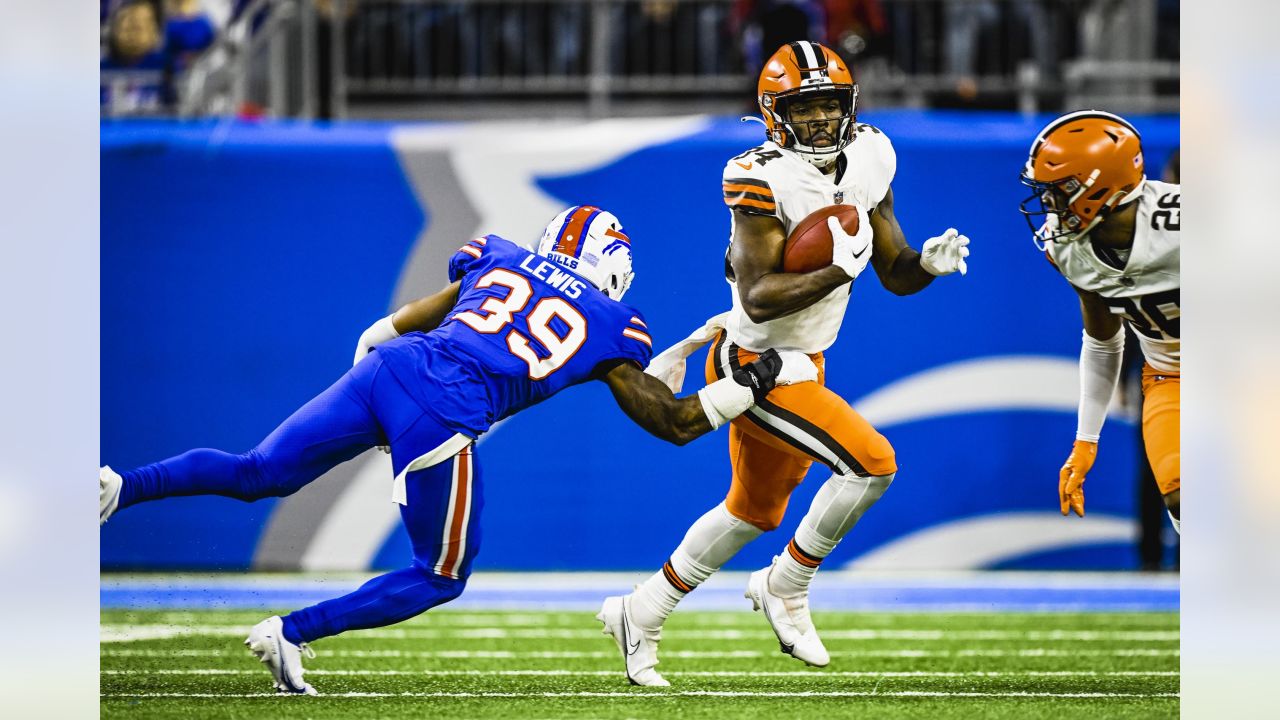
top-left (1020, 173), bottom-right (1091, 249)
top-left (755, 41), bottom-right (860, 169)
top-left (1020, 169), bottom-right (1143, 250)
top-left (766, 86), bottom-right (859, 168)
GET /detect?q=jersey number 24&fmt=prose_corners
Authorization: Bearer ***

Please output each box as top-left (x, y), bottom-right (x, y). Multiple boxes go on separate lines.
top-left (455, 269), bottom-right (587, 380)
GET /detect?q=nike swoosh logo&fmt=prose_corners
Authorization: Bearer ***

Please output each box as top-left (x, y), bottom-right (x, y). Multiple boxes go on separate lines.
top-left (735, 161), bottom-right (752, 170)
top-left (760, 593), bottom-right (797, 656)
top-left (851, 244), bottom-right (869, 259)
top-left (621, 604), bottom-right (641, 656)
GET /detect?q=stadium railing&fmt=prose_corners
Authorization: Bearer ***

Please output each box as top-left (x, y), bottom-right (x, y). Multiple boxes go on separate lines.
top-left (100, 0), bottom-right (1178, 120)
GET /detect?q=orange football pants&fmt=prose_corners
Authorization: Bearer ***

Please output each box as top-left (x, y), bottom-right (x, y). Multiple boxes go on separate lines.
top-left (1141, 363), bottom-right (1180, 496)
top-left (705, 332), bottom-right (897, 531)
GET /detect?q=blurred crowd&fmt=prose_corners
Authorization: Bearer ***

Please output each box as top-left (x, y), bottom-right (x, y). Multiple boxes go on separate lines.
top-left (337, 0), bottom-right (1179, 101)
top-left (100, 0), bottom-right (220, 114)
top-left (101, 0), bottom-right (1180, 116)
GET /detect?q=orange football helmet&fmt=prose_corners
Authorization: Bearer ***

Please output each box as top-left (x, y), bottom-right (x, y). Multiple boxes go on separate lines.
top-left (756, 41), bottom-right (858, 167)
top-left (1020, 110), bottom-right (1146, 246)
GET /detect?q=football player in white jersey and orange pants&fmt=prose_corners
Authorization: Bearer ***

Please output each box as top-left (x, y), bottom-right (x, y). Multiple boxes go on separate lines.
top-left (1020, 111), bottom-right (1181, 533)
top-left (596, 41), bottom-right (972, 686)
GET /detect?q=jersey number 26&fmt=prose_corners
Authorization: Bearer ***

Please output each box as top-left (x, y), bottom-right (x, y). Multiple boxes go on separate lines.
top-left (454, 269), bottom-right (587, 380)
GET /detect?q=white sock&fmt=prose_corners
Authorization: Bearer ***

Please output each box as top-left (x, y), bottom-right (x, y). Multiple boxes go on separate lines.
top-left (770, 472), bottom-right (894, 598)
top-left (630, 502), bottom-right (762, 628)
top-left (1169, 511), bottom-right (1181, 535)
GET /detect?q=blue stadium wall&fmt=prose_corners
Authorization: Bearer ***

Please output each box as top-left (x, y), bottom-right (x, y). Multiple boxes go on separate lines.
top-left (101, 111), bottom-right (1180, 572)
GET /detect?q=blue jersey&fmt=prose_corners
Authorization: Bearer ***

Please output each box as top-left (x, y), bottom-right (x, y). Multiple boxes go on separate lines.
top-left (376, 235), bottom-right (654, 437)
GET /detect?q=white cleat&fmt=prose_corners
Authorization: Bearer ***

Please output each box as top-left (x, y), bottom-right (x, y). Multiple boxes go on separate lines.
top-left (245, 616), bottom-right (318, 695)
top-left (99, 466), bottom-right (122, 526)
top-left (745, 560), bottom-right (831, 667)
top-left (596, 594), bottom-right (670, 687)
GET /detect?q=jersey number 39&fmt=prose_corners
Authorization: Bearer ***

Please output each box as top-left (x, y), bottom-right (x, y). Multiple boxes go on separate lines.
top-left (454, 269), bottom-right (587, 379)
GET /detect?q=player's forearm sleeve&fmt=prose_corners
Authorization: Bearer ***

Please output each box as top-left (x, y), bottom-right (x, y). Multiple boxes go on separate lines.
top-left (1076, 328), bottom-right (1125, 442)
top-left (353, 315), bottom-right (401, 366)
top-left (696, 377), bottom-right (755, 431)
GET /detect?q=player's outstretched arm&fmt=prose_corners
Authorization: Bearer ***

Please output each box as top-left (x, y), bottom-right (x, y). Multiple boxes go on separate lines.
top-left (868, 186), bottom-right (970, 295)
top-left (598, 350), bottom-right (782, 445)
top-left (392, 281), bottom-right (463, 334)
top-left (353, 281), bottom-right (462, 365)
top-left (732, 211), bottom-right (854, 323)
top-left (1059, 286), bottom-right (1125, 517)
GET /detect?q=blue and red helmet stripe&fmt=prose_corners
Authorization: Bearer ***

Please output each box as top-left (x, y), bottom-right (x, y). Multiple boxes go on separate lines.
top-left (553, 205), bottom-right (602, 259)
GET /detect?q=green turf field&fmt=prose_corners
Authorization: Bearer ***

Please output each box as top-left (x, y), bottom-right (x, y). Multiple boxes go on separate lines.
top-left (101, 609), bottom-right (1178, 718)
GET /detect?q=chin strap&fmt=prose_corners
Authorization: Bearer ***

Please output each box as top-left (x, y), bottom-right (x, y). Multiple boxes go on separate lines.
top-left (1075, 183), bottom-right (1145, 241)
top-left (1117, 177), bottom-right (1146, 205)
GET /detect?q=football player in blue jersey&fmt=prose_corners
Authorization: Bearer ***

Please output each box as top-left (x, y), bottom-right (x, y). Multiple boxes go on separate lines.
top-left (99, 205), bottom-right (812, 695)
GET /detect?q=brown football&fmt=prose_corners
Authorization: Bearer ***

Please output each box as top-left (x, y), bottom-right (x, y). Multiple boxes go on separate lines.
top-left (782, 204), bottom-right (861, 274)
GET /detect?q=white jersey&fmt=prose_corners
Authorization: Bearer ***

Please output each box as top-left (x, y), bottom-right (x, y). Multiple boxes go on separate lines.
top-left (721, 126), bottom-right (896, 353)
top-left (1046, 179), bottom-right (1181, 373)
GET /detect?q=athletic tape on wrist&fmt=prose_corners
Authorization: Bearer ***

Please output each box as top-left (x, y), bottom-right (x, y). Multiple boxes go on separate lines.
top-left (697, 377), bottom-right (755, 430)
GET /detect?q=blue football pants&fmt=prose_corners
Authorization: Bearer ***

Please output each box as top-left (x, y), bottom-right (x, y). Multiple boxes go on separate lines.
top-left (116, 351), bottom-right (484, 643)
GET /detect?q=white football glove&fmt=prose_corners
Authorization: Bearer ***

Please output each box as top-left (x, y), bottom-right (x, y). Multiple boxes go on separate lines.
top-left (919, 228), bottom-right (970, 276)
top-left (775, 350), bottom-right (819, 386)
top-left (353, 315), bottom-right (400, 366)
top-left (828, 215), bottom-right (873, 281)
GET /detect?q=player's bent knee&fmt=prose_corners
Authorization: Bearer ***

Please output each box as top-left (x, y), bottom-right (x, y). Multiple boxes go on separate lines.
top-left (725, 501), bottom-right (785, 533)
top-left (861, 434), bottom-right (897, 477)
top-left (431, 575), bottom-right (467, 602)
top-left (236, 450), bottom-right (293, 499)
top-left (237, 447), bottom-right (322, 500)
top-left (747, 514), bottom-right (784, 533)
top-left (1154, 454), bottom-right (1180, 497)
top-left (412, 560), bottom-right (470, 596)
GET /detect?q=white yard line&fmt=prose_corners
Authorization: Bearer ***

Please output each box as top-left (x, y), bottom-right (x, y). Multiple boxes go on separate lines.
top-left (101, 648), bottom-right (1180, 659)
top-left (131, 611), bottom-right (1180, 627)
top-left (102, 690), bottom-right (1180, 699)
top-left (98, 624), bottom-right (1180, 643)
top-left (101, 669), bottom-right (1180, 677)
top-left (101, 570), bottom-right (1183, 590)
top-left (443, 611), bottom-right (1179, 621)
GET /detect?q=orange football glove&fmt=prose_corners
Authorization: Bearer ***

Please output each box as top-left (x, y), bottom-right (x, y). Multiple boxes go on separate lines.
top-left (1059, 440), bottom-right (1098, 517)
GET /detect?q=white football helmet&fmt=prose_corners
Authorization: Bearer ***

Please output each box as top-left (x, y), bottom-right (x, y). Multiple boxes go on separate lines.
top-left (536, 205), bottom-right (635, 300)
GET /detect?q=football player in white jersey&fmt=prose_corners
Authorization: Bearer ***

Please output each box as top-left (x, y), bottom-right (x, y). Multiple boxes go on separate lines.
top-left (596, 40), bottom-right (972, 686)
top-left (1020, 110), bottom-right (1181, 534)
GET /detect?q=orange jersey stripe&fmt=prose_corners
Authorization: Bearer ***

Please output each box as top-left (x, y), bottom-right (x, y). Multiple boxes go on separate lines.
top-left (622, 328), bottom-right (652, 346)
top-left (629, 316), bottom-right (647, 328)
top-left (726, 197), bottom-right (777, 212)
top-left (458, 245), bottom-right (482, 259)
top-left (723, 183), bottom-right (775, 198)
